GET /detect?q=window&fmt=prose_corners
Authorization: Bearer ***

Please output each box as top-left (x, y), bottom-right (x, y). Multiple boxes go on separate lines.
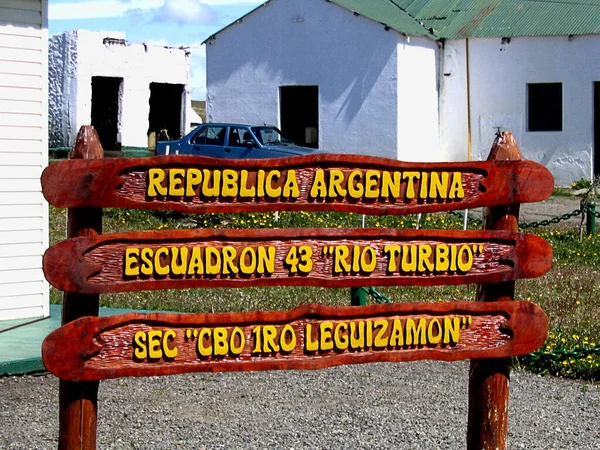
top-left (192, 126), bottom-right (225, 145)
top-left (528, 83), bottom-right (562, 131)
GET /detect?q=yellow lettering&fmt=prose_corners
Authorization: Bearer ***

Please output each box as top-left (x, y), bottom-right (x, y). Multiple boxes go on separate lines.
top-left (435, 244), bottom-right (450, 271)
top-left (403, 172), bottom-right (420, 199)
top-left (239, 170), bottom-right (256, 197)
top-left (427, 319), bottom-right (442, 345)
top-left (239, 247), bottom-right (256, 274)
top-left (373, 319), bottom-right (389, 348)
top-left (350, 321), bottom-right (365, 349)
top-left (419, 172), bottom-right (428, 199)
top-left (360, 246), bottom-right (377, 273)
top-left (265, 170), bottom-right (281, 197)
top-left (198, 328), bottom-right (212, 357)
top-left (185, 168), bottom-right (202, 196)
top-left (328, 170), bottom-right (347, 197)
top-left (230, 327), bottom-right (245, 355)
top-left (280, 325), bottom-right (296, 352)
top-left (147, 330), bottom-right (162, 359)
top-left (320, 322), bottom-right (334, 351)
top-left (257, 246), bottom-right (275, 274)
top-left (154, 247), bottom-right (169, 276)
top-left (221, 169), bottom-right (238, 197)
top-left (429, 172), bottom-right (448, 199)
top-left (133, 331), bottom-right (147, 359)
top-left (168, 169), bottom-right (185, 196)
top-left (457, 245), bottom-right (473, 272)
top-left (141, 248), bottom-right (153, 276)
top-left (221, 246), bottom-right (239, 275)
top-left (384, 245), bottom-right (401, 272)
top-left (124, 248), bottom-right (139, 276)
top-left (364, 170), bottom-right (380, 198)
top-left (401, 245), bottom-right (417, 272)
top-left (418, 245), bottom-right (434, 272)
top-left (187, 247), bottom-right (204, 275)
top-left (389, 319), bottom-right (404, 347)
top-left (205, 247), bottom-right (221, 275)
top-left (381, 171), bottom-right (401, 198)
top-left (449, 172), bottom-right (464, 199)
top-left (262, 325), bottom-right (280, 352)
top-left (305, 324), bottom-right (319, 351)
top-left (406, 318), bottom-right (427, 345)
top-left (334, 323), bottom-right (348, 350)
top-left (283, 170), bottom-right (300, 198)
top-left (171, 247), bottom-right (188, 276)
top-left (202, 169), bottom-right (220, 197)
top-left (147, 168), bottom-right (166, 197)
top-left (444, 317), bottom-right (461, 344)
top-left (310, 170), bottom-right (327, 198)
top-left (334, 245), bottom-right (351, 273)
top-left (162, 329), bottom-right (178, 359)
top-left (347, 170), bottom-right (364, 198)
top-left (213, 328), bottom-right (228, 356)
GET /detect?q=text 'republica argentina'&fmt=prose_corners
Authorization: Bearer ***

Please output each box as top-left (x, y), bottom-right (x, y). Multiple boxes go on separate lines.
top-left (146, 168), bottom-right (467, 202)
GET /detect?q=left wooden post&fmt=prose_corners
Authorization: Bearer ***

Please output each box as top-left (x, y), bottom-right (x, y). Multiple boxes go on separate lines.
top-left (59, 126), bottom-right (103, 450)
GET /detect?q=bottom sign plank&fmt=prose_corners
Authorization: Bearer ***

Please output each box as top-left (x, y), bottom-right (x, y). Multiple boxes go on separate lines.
top-left (42, 301), bottom-right (548, 381)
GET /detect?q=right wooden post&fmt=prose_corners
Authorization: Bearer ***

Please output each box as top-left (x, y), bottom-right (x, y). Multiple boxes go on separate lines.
top-left (467, 132), bottom-right (522, 450)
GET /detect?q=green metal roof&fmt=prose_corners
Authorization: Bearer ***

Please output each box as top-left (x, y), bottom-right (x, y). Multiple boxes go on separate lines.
top-left (328, 0), bottom-right (433, 37)
top-left (331, 0), bottom-right (600, 39)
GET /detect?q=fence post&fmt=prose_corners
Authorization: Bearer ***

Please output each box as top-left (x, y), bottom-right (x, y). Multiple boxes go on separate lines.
top-left (58, 126), bottom-right (103, 450)
top-left (350, 287), bottom-right (367, 306)
top-left (586, 202), bottom-right (596, 235)
top-left (467, 132), bottom-right (521, 450)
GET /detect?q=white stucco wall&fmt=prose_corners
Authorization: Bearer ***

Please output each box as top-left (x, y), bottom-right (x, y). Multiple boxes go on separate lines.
top-left (206, 0), bottom-right (406, 159)
top-left (447, 35), bottom-right (600, 185)
top-left (396, 36), bottom-right (441, 161)
top-left (49, 30), bottom-right (192, 148)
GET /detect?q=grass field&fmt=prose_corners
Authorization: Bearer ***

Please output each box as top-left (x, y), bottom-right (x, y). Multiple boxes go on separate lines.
top-left (48, 205), bottom-right (600, 381)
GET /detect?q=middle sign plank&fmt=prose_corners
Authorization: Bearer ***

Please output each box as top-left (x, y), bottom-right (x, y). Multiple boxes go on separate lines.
top-left (41, 154), bottom-right (554, 214)
top-left (43, 228), bottom-right (552, 294)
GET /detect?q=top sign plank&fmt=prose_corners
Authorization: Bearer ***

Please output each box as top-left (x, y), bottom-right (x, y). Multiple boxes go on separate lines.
top-left (41, 154), bottom-right (554, 215)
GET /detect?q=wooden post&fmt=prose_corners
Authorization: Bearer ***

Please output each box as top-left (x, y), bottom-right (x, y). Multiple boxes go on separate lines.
top-left (467, 132), bottom-right (522, 450)
top-left (59, 126), bottom-right (103, 450)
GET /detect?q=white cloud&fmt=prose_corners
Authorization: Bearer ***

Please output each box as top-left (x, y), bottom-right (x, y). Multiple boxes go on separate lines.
top-left (50, 0), bottom-right (164, 20)
top-left (156, 0), bottom-right (218, 25)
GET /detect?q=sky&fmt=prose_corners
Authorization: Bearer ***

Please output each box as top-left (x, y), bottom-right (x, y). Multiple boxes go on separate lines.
top-left (48, 0), bottom-right (265, 100)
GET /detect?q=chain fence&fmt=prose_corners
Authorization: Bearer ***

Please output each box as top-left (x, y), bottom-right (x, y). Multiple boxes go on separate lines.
top-left (366, 203), bottom-right (600, 365)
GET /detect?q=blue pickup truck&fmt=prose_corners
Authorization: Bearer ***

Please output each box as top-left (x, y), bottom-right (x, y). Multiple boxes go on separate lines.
top-left (156, 123), bottom-right (318, 158)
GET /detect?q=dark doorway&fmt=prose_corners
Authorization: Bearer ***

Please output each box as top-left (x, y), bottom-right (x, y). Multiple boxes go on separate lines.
top-left (149, 83), bottom-right (184, 141)
top-left (595, 82), bottom-right (600, 177)
top-left (280, 86), bottom-right (319, 148)
top-left (91, 76), bottom-right (122, 151)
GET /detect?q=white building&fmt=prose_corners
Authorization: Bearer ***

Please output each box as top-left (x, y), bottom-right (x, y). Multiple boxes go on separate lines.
top-left (0, 0), bottom-right (49, 320)
top-left (49, 30), bottom-right (193, 150)
top-left (205, 0), bottom-right (600, 186)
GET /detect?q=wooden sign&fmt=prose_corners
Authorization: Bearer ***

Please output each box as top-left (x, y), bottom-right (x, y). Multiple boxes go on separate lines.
top-left (41, 154), bottom-right (554, 215)
top-left (43, 228), bottom-right (552, 294)
top-left (42, 301), bottom-right (548, 381)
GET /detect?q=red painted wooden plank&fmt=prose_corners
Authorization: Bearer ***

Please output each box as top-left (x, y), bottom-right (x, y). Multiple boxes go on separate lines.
top-left (41, 154), bottom-right (554, 215)
top-left (42, 301), bottom-right (548, 382)
top-left (42, 228), bottom-right (552, 294)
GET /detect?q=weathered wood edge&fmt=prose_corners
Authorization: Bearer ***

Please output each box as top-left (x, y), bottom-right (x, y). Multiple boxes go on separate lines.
top-left (42, 228), bottom-right (553, 294)
top-left (42, 300), bottom-right (548, 381)
top-left (41, 154), bottom-right (554, 214)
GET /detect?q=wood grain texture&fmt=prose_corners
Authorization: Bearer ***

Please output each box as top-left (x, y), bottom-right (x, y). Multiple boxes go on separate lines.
top-left (468, 131), bottom-right (524, 450)
top-left (59, 125), bottom-right (103, 450)
top-left (41, 154), bottom-right (554, 215)
top-left (42, 301), bottom-right (548, 382)
top-left (42, 228), bottom-right (553, 294)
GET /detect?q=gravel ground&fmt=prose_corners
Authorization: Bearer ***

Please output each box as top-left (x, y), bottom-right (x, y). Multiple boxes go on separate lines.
top-left (1, 361), bottom-right (598, 449)
top-left (2, 195), bottom-right (596, 449)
